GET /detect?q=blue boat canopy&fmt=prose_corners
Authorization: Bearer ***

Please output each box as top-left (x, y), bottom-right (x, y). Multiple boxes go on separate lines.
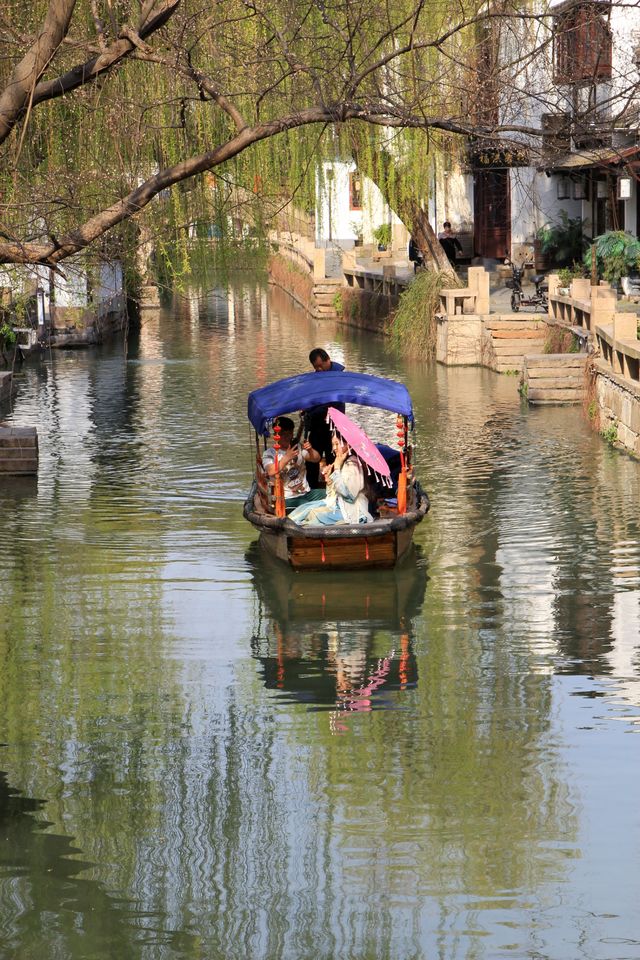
top-left (248, 371), bottom-right (414, 435)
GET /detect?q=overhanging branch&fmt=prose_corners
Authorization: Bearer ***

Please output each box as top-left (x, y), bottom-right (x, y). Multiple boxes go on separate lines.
top-left (0, 101), bottom-right (545, 265)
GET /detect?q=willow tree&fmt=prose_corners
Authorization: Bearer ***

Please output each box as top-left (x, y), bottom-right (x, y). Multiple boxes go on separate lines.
top-left (0, 0), bottom-right (555, 270)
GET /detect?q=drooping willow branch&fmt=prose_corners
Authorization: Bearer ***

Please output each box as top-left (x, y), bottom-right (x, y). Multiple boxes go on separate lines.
top-left (0, 102), bottom-right (546, 265)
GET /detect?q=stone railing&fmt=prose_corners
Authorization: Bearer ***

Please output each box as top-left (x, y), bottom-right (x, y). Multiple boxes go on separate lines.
top-left (343, 261), bottom-right (410, 298)
top-left (547, 275), bottom-right (640, 385)
top-left (270, 236), bottom-right (315, 274)
top-left (438, 266), bottom-right (490, 316)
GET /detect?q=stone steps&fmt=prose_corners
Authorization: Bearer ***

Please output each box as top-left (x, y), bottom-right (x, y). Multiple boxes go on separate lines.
top-left (523, 353), bottom-right (588, 405)
top-left (312, 279), bottom-right (342, 319)
top-left (483, 316), bottom-right (549, 373)
top-left (526, 376), bottom-right (584, 389)
top-left (525, 353), bottom-right (586, 367)
top-left (491, 340), bottom-right (546, 353)
top-left (313, 280), bottom-right (343, 294)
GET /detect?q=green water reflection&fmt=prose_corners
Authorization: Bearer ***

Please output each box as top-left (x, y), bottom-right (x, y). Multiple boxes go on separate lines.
top-left (0, 279), bottom-right (639, 959)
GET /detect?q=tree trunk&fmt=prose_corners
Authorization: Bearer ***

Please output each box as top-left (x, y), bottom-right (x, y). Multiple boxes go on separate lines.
top-left (400, 200), bottom-right (453, 273)
top-left (0, 0), bottom-right (77, 145)
top-left (350, 142), bottom-right (454, 273)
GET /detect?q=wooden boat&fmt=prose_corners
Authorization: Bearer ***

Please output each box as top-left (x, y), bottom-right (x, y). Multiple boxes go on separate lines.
top-left (244, 370), bottom-right (430, 570)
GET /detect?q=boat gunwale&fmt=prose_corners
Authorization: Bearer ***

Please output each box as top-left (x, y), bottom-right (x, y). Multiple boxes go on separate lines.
top-left (243, 480), bottom-right (429, 539)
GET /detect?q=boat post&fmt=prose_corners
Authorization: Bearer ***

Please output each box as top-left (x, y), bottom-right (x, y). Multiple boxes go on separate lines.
top-left (396, 415), bottom-right (407, 515)
top-left (272, 421), bottom-right (286, 518)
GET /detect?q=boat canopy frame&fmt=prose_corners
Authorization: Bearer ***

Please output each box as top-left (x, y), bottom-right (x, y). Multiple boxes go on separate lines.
top-left (247, 371), bottom-right (414, 436)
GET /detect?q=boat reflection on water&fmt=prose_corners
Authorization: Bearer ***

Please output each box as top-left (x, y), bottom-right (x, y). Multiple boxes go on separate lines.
top-left (247, 544), bottom-right (427, 731)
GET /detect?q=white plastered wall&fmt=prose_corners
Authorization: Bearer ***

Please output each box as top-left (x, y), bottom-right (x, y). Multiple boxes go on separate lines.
top-left (315, 160), bottom-right (407, 250)
top-left (510, 166), bottom-right (582, 250)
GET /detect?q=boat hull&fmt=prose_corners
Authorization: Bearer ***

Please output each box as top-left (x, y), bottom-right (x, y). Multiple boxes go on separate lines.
top-left (244, 483), bottom-right (429, 571)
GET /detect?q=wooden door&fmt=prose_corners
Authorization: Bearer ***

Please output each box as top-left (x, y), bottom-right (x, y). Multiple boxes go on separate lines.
top-left (474, 168), bottom-right (511, 259)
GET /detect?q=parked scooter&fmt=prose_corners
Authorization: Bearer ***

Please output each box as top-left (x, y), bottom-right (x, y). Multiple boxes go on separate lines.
top-left (505, 259), bottom-right (548, 312)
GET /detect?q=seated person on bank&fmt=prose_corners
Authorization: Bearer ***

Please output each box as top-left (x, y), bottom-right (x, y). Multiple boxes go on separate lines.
top-left (261, 416), bottom-right (325, 513)
top-left (288, 435), bottom-right (373, 526)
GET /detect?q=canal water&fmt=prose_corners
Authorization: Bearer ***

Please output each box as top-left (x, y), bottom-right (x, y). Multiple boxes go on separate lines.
top-left (1, 278), bottom-right (639, 960)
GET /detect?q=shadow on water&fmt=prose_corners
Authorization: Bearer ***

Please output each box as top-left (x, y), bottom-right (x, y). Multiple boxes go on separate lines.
top-left (247, 543), bottom-right (428, 725)
top-left (0, 769), bottom-right (171, 960)
top-left (0, 476), bottom-right (38, 500)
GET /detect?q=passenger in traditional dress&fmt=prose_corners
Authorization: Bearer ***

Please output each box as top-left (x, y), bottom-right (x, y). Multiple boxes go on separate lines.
top-left (288, 435), bottom-right (373, 525)
top-left (261, 416), bottom-right (325, 513)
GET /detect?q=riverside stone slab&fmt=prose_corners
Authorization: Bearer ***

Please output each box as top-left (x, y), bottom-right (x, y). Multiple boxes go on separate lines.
top-left (525, 353), bottom-right (587, 366)
top-left (522, 354), bottom-right (587, 405)
top-left (0, 426), bottom-right (38, 474)
top-left (491, 328), bottom-right (546, 339)
top-left (528, 387), bottom-right (583, 403)
top-left (525, 376), bottom-right (584, 390)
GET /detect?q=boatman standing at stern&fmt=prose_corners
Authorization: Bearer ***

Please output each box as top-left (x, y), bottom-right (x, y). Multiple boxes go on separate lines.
top-left (309, 347), bottom-right (345, 374)
top-left (305, 347), bottom-right (345, 486)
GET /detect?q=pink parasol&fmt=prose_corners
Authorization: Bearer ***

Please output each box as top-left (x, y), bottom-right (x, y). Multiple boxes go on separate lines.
top-left (326, 406), bottom-right (391, 478)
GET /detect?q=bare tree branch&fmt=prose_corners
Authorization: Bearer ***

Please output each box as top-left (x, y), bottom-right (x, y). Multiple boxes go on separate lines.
top-left (15, 1), bottom-right (181, 121)
top-left (0, 0), bottom-right (77, 144)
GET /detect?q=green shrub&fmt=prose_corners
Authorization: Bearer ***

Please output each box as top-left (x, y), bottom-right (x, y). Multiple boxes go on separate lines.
top-left (537, 212), bottom-right (588, 266)
top-left (601, 421), bottom-right (618, 444)
top-left (543, 326), bottom-right (576, 354)
top-left (0, 322), bottom-right (16, 347)
top-left (585, 231), bottom-right (640, 284)
top-left (388, 268), bottom-right (459, 359)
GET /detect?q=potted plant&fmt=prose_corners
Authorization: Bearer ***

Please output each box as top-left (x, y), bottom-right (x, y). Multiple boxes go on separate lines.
top-left (556, 262), bottom-right (588, 296)
top-left (372, 223), bottom-right (392, 251)
top-left (350, 219), bottom-right (364, 247)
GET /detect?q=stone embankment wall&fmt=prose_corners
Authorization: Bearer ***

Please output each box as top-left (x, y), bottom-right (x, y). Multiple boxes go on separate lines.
top-left (49, 299), bottom-right (128, 348)
top-left (268, 252), bottom-right (343, 321)
top-left (338, 287), bottom-right (399, 333)
top-left (0, 372), bottom-right (14, 405)
top-left (437, 314), bottom-right (548, 371)
top-left (268, 254), bottom-right (315, 314)
top-left (594, 361), bottom-right (640, 456)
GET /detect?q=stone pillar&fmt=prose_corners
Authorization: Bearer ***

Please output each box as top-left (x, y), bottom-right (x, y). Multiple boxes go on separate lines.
top-left (342, 249), bottom-right (357, 271)
top-left (382, 264), bottom-right (396, 297)
top-left (547, 274), bottom-right (560, 318)
top-left (591, 287), bottom-right (617, 331)
top-left (468, 266), bottom-right (490, 314)
top-left (313, 248), bottom-right (326, 280)
top-left (613, 312), bottom-right (638, 341)
top-left (570, 278), bottom-right (591, 301)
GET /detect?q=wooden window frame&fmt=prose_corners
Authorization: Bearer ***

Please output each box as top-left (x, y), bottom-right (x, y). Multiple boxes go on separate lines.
top-left (554, 2), bottom-right (612, 84)
top-left (349, 172), bottom-right (363, 210)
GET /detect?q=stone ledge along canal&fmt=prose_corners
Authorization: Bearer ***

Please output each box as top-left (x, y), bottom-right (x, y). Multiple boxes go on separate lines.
top-left (0, 278), bottom-right (639, 960)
